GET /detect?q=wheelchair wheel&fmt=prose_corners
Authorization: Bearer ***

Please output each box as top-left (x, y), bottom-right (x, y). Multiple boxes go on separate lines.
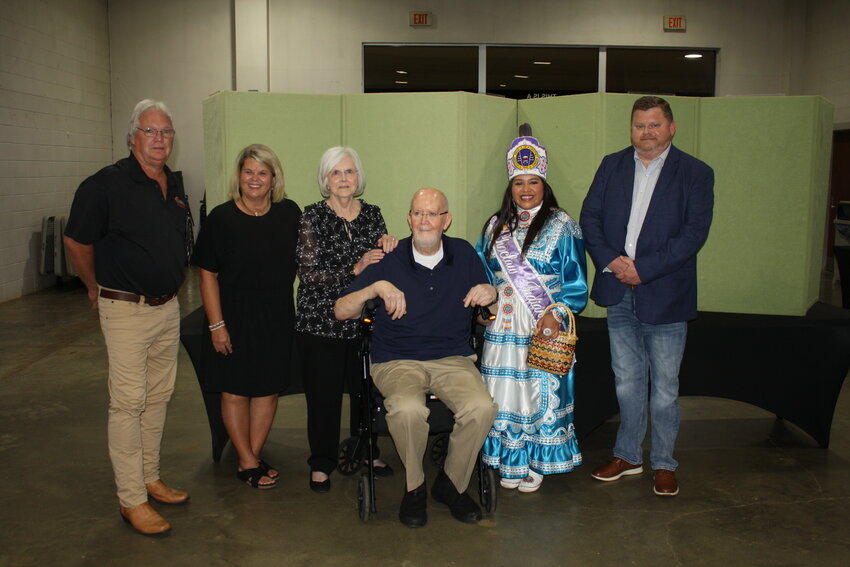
top-left (429, 433), bottom-right (449, 466)
top-left (358, 473), bottom-right (372, 522)
top-left (479, 466), bottom-right (498, 513)
top-left (338, 436), bottom-right (362, 476)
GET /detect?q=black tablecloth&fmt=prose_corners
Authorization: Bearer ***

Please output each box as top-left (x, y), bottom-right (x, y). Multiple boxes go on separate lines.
top-left (181, 302), bottom-right (850, 460)
top-left (573, 302), bottom-right (850, 447)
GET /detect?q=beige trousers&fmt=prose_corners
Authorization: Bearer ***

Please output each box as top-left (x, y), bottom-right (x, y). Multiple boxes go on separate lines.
top-left (371, 355), bottom-right (498, 493)
top-left (98, 291), bottom-right (180, 507)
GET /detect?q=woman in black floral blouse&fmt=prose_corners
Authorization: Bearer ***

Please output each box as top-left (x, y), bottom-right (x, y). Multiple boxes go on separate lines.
top-left (296, 146), bottom-right (397, 492)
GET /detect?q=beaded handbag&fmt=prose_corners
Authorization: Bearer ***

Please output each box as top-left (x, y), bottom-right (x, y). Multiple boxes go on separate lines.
top-left (526, 305), bottom-right (577, 375)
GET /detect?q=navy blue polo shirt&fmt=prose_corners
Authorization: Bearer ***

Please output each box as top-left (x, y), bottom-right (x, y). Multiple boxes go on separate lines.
top-left (341, 235), bottom-right (488, 364)
top-left (65, 153), bottom-right (190, 297)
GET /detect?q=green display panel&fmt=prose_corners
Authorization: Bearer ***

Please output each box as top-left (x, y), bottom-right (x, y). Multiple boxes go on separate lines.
top-left (203, 91), bottom-right (833, 317)
top-left (341, 92), bottom-right (515, 242)
top-left (202, 92), bottom-right (341, 210)
top-left (697, 96), bottom-right (833, 315)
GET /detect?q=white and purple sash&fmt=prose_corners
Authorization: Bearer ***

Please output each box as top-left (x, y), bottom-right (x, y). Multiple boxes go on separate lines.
top-left (490, 220), bottom-right (552, 321)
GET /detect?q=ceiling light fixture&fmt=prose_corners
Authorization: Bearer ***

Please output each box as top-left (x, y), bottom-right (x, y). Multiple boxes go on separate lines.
top-left (514, 74), bottom-right (529, 79)
top-left (396, 70), bottom-right (408, 74)
top-left (395, 80), bottom-right (408, 84)
top-left (684, 53), bottom-right (703, 59)
top-left (533, 61), bottom-right (551, 65)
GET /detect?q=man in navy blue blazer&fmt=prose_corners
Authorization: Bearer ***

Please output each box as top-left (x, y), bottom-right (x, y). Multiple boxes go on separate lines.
top-left (580, 96), bottom-right (714, 497)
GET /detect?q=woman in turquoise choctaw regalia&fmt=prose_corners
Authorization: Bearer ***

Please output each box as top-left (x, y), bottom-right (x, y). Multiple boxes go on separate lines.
top-left (475, 126), bottom-right (588, 492)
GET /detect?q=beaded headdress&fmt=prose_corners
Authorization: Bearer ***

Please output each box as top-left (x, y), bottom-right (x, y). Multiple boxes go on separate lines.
top-left (506, 125), bottom-right (547, 180)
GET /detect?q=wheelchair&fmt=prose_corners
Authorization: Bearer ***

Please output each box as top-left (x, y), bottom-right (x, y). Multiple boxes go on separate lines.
top-left (336, 302), bottom-right (498, 522)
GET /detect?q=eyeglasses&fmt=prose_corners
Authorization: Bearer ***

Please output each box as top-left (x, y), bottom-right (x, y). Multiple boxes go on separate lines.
top-left (410, 211), bottom-right (448, 219)
top-left (329, 168), bottom-right (357, 179)
top-left (136, 127), bottom-right (175, 138)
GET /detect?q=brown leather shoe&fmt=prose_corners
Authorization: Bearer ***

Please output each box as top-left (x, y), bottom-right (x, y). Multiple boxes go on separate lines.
top-left (591, 457), bottom-right (643, 482)
top-left (119, 502), bottom-right (171, 536)
top-left (653, 469), bottom-right (679, 496)
top-left (146, 479), bottom-right (190, 505)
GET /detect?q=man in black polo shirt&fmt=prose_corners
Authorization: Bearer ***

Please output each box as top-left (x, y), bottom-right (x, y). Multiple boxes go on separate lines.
top-left (335, 187), bottom-right (498, 528)
top-left (64, 99), bottom-right (192, 537)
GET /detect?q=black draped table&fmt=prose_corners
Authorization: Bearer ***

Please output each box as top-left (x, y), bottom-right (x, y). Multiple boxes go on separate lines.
top-left (182, 302), bottom-right (850, 460)
top-left (573, 302), bottom-right (850, 447)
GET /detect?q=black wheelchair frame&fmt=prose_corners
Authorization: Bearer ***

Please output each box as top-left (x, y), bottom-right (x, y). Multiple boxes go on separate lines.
top-left (336, 302), bottom-right (498, 522)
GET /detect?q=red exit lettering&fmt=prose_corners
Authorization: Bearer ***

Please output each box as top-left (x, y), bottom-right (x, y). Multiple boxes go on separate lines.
top-left (663, 15), bottom-right (686, 31)
top-left (410, 12), bottom-right (431, 26)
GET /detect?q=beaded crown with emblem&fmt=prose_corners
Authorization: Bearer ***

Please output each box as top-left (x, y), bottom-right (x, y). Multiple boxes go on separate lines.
top-left (506, 124), bottom-right (548, 180)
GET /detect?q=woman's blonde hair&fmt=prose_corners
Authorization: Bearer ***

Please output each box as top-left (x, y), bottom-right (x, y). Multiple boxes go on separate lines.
top-left (228, 144), bottom-right (286, 203)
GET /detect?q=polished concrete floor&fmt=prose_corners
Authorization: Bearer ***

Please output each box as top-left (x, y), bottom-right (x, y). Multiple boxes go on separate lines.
top-left (1, 272), bottom-right (848, 567)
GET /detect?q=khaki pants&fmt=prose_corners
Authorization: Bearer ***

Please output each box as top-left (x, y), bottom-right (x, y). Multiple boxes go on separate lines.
top-left (98, 290), bottom-right (180, 507)
top-left (371, 356), bottom-right (498, 493)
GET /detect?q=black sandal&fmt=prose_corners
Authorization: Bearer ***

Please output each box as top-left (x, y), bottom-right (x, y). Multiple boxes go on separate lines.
top-left (258, 459), bottom-right (279, 480)
top-left (237, 468), bottom-right (276, 489)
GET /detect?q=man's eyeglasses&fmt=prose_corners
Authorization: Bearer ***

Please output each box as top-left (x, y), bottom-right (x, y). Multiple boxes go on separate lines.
top-left (410, 211), bottom-right (448, 219)
top-left (136, 127), bottom-right (175, 138)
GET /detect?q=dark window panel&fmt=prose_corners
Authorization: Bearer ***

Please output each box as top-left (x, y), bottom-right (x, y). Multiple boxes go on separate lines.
top-left (486, 46), bottom-right (598, 99)
top-left (606, 48), bottom-right (716, 97)
top-left (363, 45), bottom-right (479, 93)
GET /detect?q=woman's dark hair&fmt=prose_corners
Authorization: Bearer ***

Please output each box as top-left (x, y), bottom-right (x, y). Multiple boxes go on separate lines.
top-left (481, 176), bottom-right (560, 259)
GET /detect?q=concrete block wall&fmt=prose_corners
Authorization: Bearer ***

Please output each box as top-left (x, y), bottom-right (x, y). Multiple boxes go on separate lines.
top-left (0, 0), bottom-right (112, 302)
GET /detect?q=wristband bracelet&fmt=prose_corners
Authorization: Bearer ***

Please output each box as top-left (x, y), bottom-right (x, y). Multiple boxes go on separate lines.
top-left (550, 308), bottom-right (564, 323)
top-left (209, 320), bottom-right (226, 331)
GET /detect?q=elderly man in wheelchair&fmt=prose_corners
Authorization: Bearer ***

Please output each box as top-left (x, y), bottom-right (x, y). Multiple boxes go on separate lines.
top-left (335, 188), bottom-right (498, 528)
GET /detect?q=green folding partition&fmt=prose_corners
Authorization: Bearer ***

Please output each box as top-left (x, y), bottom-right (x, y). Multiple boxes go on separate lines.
top-left (341, 92), bottom-right (515, 242)
top-left (696, 96), bottom-right (833, 315)
top-left (202, 91), bottom-right (342, 210)
top-left (203, 91), bottom-right (832, 317)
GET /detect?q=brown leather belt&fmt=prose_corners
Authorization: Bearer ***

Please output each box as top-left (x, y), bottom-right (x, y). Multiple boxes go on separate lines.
top-left (99, 289), bottom-right (176, 306)
top-left (627, 285), bottom-right (637, 290)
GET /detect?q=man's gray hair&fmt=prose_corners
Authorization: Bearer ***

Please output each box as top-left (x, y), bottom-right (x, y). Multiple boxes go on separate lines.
top-left (126, 99), bottom-right (174, 150)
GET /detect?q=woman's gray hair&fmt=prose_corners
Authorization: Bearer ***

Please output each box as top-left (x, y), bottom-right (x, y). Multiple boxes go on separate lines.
top-left (317, 146), bottom-right (366, 198)
top-left (126, 99), bottom-right (174, 150)
top-left (228, 144), bottom-right (286, 203)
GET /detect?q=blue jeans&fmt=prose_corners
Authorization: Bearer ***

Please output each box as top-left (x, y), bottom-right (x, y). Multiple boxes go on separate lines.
top-left (607, 289), bottom-right (687, 471)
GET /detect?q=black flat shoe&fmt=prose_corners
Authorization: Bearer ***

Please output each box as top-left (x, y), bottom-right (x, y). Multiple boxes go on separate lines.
top-left (431, 470), bottom-right (482, 524)
top-left (365, 461), bottom-right (395, 478)
top-left (399, 483), bottom-right (427, 528)
top-left (309, 473), bottom-right (330, 493)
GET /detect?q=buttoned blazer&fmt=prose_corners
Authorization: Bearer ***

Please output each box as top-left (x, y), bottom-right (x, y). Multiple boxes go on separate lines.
top-left (580, 144), bottom-right (714, 324)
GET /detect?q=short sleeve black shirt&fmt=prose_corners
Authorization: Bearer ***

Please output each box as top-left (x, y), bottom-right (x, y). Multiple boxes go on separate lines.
top-left (64, 152), bottom-right (190, 297)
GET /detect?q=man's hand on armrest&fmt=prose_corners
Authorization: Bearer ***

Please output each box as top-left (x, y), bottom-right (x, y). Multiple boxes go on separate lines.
top-left (334, 280), bottom-right (407, 321)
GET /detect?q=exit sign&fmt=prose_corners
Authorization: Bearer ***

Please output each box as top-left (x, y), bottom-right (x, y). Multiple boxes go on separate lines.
top-left (409, 12), bottom-right (431, 26)
top-left (663, 15), bottom-right (687, 31)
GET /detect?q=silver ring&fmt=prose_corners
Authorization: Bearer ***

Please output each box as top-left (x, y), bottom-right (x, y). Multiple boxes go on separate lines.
top-left (542, 328), bottom-right (553, 337)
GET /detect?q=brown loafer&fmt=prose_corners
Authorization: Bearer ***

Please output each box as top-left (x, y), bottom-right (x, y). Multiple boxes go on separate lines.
top-left (653, 469), bottom-right (679, 496)
top-left (146, 479), bottom-right (190, 505)
top-left (119, 502), bottom-right (171, 536)
top-left (591, 457), bottom-right (643, 482)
